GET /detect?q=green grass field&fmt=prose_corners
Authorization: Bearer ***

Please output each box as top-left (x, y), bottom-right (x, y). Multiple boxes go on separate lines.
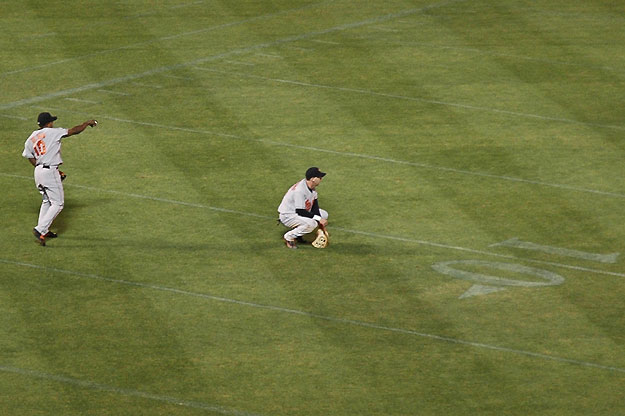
top-left (2, 0), bottom-right (625, 414)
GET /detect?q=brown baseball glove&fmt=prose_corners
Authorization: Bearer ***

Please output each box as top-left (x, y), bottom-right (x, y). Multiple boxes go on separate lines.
top-left (311, 224), bottom-right (329, 248)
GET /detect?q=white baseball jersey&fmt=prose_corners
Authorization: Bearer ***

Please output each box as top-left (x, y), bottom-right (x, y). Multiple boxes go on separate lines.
top-left (22, 127), bottom-right (68, 166)
top-left (278, 179), bottom-right (317, 214)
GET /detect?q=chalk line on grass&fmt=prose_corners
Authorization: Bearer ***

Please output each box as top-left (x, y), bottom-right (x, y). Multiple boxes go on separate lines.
top-left (1, 257), bottom-right (624, 375)
top-left (1, 171), bottom-right (623, 279)
top-left (0, 364), bottom-right (264, 416)
top-left (193, 67), bottom-right (625, 132)
top-left (1, 0), bottom-right (335, 77)
top-left (0, 0), bottom-right (466, 110)
top-left (15, 107), bottom-right (625, 199)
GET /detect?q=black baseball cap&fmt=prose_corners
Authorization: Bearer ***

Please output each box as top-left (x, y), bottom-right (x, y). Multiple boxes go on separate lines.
top-left (37, 112), bottom-right (57, 127)
top-left (305, 167), bottom-right (326, 180)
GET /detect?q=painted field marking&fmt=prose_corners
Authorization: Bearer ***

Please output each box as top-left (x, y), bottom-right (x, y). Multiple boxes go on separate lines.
top-left (436, 239), bottom-right (620, 298)
top-left (192, 67), bottom-right (625, 132)
top-left (338, 227), bottom-right (625, 278)
top-left (2, 171), bottom-right (622, 281)
top-left (24, 108), bottom-right (625, 200)
top-left (1, 257), bottom-right (625, 375)
top-left (432, 260), bottom-right (566, 299)
top-left (6, 1), bottom-right (620, 81)
top-left (491, 237), bottom-right (620, 264)
top-left (0, 364), bottom-right (264, 416)
top-left (373, 25), bottom-right (400, 32)
top-left (131, 82), bottom-right (163, 89)
top-left (0, 113), bottom-right (28, 120)
top-left (1, 0), bottom-right (336, 77)
top-left (0, 0), bottom-right (467, 110)
top-left (309, 39), bottom-right (340, 45)
top-left (169, 1), bottom-right (205, 10)
top-left (8, 2), bottom-right (622, 137)
top-left (458, 284), bottom-right (506, 299)
top-left (255, 53), bottom-right (283, 59)
top-left (64, 97), bottom-right (100, 104)
top-left (282, 45), bottom-right (314, 52)
top-left (224, 60), bottom-right (256, 66)
top-left (434, 260), bottom-right (566, 287)
top-left (97, 89), bottom-right (131, 96)
top-left (161, 74), bottom-right (194, 80)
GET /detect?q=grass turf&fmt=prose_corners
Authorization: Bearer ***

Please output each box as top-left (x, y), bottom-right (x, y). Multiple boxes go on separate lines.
top-left (2, 0), bottom-right (625, 415)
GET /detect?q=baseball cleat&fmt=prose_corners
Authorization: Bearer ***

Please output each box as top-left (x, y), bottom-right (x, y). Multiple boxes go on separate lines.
top-left (33, 228), bottom-right (46, 246)
top-left (45, 231), bottom-right (58, 238)
top-left (284, 238), bottom-right (297, 249)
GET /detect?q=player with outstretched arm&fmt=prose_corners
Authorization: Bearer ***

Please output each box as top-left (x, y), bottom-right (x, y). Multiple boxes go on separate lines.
top-left (22, 112), bottom-right (98, 246)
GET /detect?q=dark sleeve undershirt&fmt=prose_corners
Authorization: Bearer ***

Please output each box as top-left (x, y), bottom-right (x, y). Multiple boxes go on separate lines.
top-left (311, 199), bottom-right (321, 216)
top-left (295, 199), bottom-right (321, 219)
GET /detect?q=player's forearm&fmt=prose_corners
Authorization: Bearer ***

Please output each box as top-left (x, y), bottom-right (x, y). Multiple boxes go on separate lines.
top-left (28, 158), bottom-right (36, 167)
top-left (67, 119), bottom-right (97, 136)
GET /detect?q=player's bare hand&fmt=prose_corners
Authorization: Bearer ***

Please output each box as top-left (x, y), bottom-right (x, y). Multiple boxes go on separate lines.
top-left (319, 218), bottom-right (328, 227)
top-left (88, 119), bottom-right (98, 127)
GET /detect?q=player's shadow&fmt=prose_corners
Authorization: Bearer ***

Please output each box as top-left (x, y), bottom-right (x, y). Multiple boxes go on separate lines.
top-left (325, 241), bottom-right (380, 255)
top-left (48, 198), bottom-right (108, 236)
top-left (274, 229), bottom-right (381, 254)
top-left (57, 236), bottom-right (216, 251)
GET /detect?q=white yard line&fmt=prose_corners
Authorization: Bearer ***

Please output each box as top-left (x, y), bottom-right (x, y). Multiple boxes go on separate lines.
top-left (161, 74), bottom-right (194, 80)
top-left (255, 53), bottom-right (283, 59)
top-left (309, 39), bottom-right (340, 45)
top-left (0, 0), bottom-right (466, 110)
top-left (6, 1), bottom-right (620, 80)
top-left (97, 89), bottom-right (131, 96)
top-left (64, 97), bottom-right (100, 104)
top-left (1, 257), bottom-right (624, 375)
top-left (1, 1), bottom-right (336, 77)
top-left (11, 0), bottom-right (620, 139)
top-left (1, 171), bottom-right (623, 278)
top-left (0, 364), bottom-right (264, 416)
top-left (19, 109), bottom-right (625, 199)
top-left (131, 82), bottom-right (163, 89)
top-left (0, 113), bottom-right (28, 120)
top-left (194, 67), bottom-right (625, 132)
top-left (224, 60), bottom-right (256, 66)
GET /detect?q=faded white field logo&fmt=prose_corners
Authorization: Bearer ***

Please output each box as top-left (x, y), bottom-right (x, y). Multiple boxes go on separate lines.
top-left (433, 238), bottom-right (619, 298)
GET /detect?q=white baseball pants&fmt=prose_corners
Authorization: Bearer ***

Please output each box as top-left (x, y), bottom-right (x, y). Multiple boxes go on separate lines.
top-left (280, 209), bottom-right (328, 241)
top-left (34, 165), bottom-right (64, 235)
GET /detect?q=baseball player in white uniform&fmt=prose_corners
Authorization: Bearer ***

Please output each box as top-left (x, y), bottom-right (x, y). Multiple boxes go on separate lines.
top-left (278, 167), bottom-right (329, 249)
top-left (22, 112), bottom-right (98, 246)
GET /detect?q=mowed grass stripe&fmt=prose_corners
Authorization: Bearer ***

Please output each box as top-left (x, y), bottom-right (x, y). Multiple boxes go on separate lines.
top-left (17, 108), bottom-right (625, 199)
top-left (3, 2), bottom-right (624, 415)
top-left (1, 171), bottom-right (623, 279)
top-left (193, 67), bottom-right (625, 132)
top-left (0, 0), bottom-right (468, 111)
top-left (0, 365), bottom-right (266, 416)
top-left (0, 0), bottom-right (335, 77)
top-left (1, 258), bottom-right (624, 375)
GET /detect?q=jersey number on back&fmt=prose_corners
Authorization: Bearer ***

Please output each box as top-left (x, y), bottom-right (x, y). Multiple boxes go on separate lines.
top-left (33, 134), bottom-right (47, 157)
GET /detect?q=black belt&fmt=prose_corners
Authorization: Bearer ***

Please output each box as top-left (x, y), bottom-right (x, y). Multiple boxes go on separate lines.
top-left (38, 165), bottom-right (56, 169)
